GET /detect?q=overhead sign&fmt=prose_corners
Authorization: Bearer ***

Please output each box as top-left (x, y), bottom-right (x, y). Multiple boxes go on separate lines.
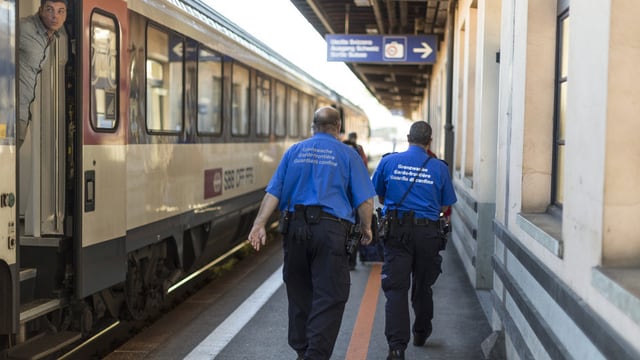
top-left (169, 37), bottom-right (197, 61)
top-left (326, 34), bottom-right (437, 64)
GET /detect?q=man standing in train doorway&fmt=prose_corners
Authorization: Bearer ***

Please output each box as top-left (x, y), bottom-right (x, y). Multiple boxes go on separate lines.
top-left (248, 106), bottom-right (375, 360)
top-left (371, 121), bottom-right (456, 360)
top-left (18, 0), bottom-right (67, 148)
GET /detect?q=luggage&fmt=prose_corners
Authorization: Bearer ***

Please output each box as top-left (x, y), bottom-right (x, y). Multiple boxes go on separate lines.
top-left (358, 240), bottom-right (384, 263)
top-left (358, 212), bottom-right (384, 263)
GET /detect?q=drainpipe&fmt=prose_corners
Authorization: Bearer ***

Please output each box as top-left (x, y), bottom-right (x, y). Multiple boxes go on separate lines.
top-left (444, 0), bottom-right (457, 172)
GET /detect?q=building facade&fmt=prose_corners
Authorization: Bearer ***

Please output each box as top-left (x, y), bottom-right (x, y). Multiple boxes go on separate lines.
top-left (428, 0), bottom-right (640, 358)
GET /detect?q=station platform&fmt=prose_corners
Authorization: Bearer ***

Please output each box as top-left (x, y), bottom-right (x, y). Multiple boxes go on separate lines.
top-left (103, 236), bottom-right (492, 360)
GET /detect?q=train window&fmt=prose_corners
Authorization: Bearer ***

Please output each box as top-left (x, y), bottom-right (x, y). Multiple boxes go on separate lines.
top-left (231, 63), bottom-right (250, 136)
top-left (309, 97), bottom-right (318, 134)
top-left (197, 46), bottom-right (222, 135)
top-left (146, 25), bottom-right (184, 133)
top-left (287, 88), bottom-right (299, 137)
top-left (256, 74), bottom-right (271, 137)
top-left (274, 82), bottom-right (286, 137)
top-left (299, 93), bottom-right (311, 138)
top-left (90, 12), bottom-right (119, 131)
top-left (231, 64), bottom-right (250, 136)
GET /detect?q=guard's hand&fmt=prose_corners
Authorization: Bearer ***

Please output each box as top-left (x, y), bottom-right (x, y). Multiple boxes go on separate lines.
top-left (248, 225), bottom-right (267, 251)
top-left (360, 227), bottom-right (373, 246)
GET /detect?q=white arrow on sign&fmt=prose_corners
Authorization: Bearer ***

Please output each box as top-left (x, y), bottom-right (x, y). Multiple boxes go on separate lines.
top-left (413, 42), bottom-right (433, 59)
top-left (173, 43), bottom-right (183, 58)
top-left (172, 42), bottom-right (197, 59)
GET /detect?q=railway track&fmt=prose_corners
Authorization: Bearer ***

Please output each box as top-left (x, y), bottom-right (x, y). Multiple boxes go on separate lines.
top-left (56, 242), bottom-right (258, 360)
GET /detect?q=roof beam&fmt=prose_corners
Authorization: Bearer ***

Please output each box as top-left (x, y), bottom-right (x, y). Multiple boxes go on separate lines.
top-left (370, 0), bottom-right (386, 34)
top-left (305, 0), bottom-right (335, 34)
top-left (399, 1), bottom-right (409, 33)
top-left (369, 81), bottom-right (425, 91)
top-left (385, 0), bottom-right (397, 33)
top-left (355, 65), bottom-right (431, 77)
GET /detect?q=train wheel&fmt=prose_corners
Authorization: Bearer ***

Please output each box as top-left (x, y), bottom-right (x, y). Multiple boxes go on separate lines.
top-left (145, 259), bottom-right (165, 315)
top-left (124, 258), bottom-right (148, 320)
top-left (80, 303), bottom-right (94, 334)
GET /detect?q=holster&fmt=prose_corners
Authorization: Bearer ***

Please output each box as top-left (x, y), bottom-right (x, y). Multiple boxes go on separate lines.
top-left (438, 217), bottom-right (450, 250)
top-left (384, 209), bottom-right (403, 236)
top-left (278, 210), bottom-right (290, 234)
top-left (346, 223), bottom-right (362, 255)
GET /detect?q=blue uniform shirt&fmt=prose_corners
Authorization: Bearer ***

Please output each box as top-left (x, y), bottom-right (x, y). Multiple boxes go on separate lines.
top-left (266, 133), bottom-right (376, 223)
top-left (372, 145), bottom-right (457, 220)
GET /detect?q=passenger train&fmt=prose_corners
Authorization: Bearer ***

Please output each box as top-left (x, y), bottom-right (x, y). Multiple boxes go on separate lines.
top-left (0, 0), bottom-right (369, 357)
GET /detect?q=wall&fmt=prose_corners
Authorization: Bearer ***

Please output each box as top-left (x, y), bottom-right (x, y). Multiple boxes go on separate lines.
top-left (429, 0), bottom-right (640, 357)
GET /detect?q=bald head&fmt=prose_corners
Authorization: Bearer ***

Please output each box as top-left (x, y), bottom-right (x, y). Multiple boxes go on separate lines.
top-left (312, 106), bottom-right (341, 134)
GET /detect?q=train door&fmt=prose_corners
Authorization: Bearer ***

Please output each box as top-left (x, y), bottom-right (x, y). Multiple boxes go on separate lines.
top-left (76, 0), bottom-right (129, 297)
top-left (3, 0), bottom-right (129, 351)
top-left (14, 0), bottom-right (70, 343)
top-left (18, 0), bottom-right (68, 238)
top-left (0, 0), bottom-right (17, 347)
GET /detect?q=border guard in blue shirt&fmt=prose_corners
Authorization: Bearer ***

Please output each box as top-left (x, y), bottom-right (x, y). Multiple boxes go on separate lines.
top-left (249, 106), bottom-right (375, 360)
top-left (372, 121), bottom-right (457, 360)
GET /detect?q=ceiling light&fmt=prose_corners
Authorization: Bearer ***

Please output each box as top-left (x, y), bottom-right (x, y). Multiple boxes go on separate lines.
top-left (353, 0), bottom-right (371, 7)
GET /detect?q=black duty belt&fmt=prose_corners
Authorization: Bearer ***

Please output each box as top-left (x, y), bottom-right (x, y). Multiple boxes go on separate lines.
top-left (320, 211), bottom-right (347, 222)
top-left (412, 218), bottom-right (436, 226)
top-left (386, 210), bottom-right (437, 227)
top-left (389, 216), bottom-right (437, 226)
top-left (292, 205), bottom-right (350, 226)
top-left (319, 211), bottom-right (351, 226)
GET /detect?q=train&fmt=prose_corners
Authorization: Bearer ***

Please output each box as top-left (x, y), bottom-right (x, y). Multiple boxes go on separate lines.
top-left (0, 0), bottom-right (369, 358)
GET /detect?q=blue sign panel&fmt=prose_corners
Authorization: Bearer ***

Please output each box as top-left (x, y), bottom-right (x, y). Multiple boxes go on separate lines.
top-left (326, 34), bottom-right (437, 64)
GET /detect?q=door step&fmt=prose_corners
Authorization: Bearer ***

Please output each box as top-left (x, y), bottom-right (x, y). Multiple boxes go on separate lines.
top-left (19, 268), bottom-right (37, 304)
top-left (6, 331), bottom-right (81, 360)
top-left (18, 268), bottom-right (37, 282)
top-left (19, 299), bottom-right (62, 324)
top-left (19, 236), bottom-right (61, 247)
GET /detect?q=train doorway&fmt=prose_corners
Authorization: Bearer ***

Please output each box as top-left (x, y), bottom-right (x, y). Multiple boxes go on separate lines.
top-left (18, 1), bottom-right (68, 241)
top-left (14, 1), bottom-right (74, 345)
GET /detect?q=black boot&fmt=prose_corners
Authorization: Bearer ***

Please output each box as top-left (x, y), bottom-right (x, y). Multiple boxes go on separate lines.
top-left (413, 321), bottom-right (432, 346)
top-left (386, 349), bottom-right (405, 360)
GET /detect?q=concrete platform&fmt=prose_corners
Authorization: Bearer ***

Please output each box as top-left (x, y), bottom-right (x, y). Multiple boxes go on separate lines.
top-left (104, 236), bottom-right (492, 359)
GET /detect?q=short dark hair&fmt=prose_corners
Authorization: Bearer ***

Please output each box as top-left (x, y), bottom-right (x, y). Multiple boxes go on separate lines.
top-left (42, 0), bottom-right (67, 7)
top-left (408, 121), bottom-right (432, 145)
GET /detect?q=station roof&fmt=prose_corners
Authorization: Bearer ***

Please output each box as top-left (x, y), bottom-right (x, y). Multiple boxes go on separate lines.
top-left (290, 0), bottom-right (450, 117)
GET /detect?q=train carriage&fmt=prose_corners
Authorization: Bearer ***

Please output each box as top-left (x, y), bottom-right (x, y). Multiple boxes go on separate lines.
top-left (0, 0), bottom-right (369, 358)
top-left (0, 0), bottom-right (17, 355)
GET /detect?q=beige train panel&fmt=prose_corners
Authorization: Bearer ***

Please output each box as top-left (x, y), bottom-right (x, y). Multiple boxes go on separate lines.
top-left (82, 145), bottom-right (127, 247)
top-left (126, 142), bottom-right (285, 231)
top-left (0, 147), bottom-right (16, 265)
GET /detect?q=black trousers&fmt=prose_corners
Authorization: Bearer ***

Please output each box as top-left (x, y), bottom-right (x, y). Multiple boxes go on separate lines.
top-left (381, 221), bottom-right (443, 351)
top-left (283, 217), bottom-right (351, 360)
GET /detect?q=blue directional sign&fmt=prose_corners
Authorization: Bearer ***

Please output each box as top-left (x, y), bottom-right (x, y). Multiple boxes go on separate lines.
top-left (326, 34), bottom-right (437, 64)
